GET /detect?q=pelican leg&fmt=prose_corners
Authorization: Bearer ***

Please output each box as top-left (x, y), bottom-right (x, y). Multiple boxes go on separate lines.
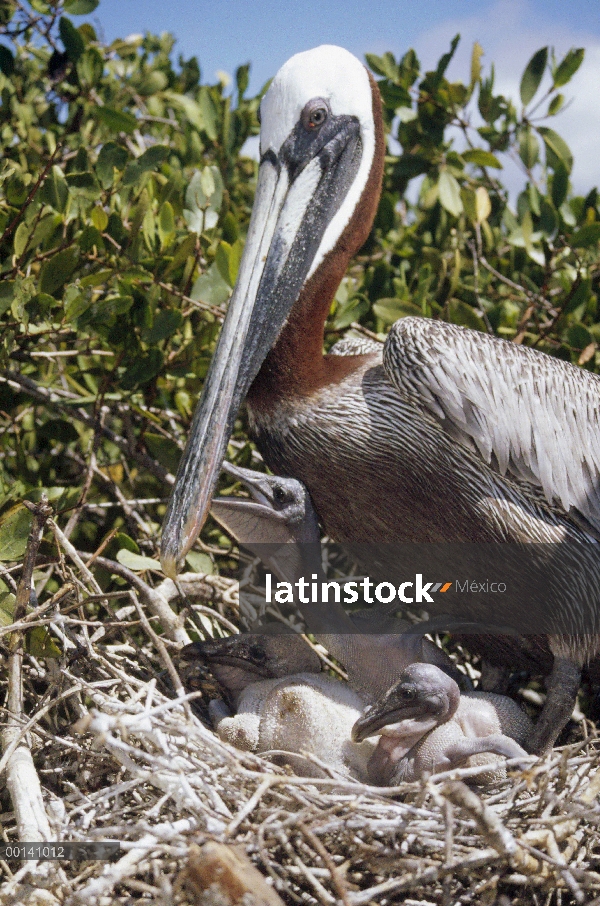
top-left (529, 657), bottom-right (581, 755)
top-left (443, 735), bottom-right (529, 770)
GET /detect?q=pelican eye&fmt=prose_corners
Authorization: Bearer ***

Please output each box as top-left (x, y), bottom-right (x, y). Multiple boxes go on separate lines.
top-left (399, 686), bottom-right (416, 700)
top-left (273, 485), bottom-right (288, 505)
top-left (302, 98), bottom-right (329, 131)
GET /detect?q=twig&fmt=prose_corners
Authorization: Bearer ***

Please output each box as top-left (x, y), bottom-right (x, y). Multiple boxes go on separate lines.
top-left (91, 556), bottom-right (190, 647)
top-left (0, 147), bottom-right (59, 248)
top-left (127, 589), bottom-right (191, 717)
top-left (349, 321), bottom-right (383, 342)
top-left (298, 821), bottom-right (352, 906)
top-left (2, 497), bottom-right (53, 847)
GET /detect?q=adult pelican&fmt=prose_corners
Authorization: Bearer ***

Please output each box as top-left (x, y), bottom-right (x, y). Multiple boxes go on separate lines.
top-left (161, 45), bottom-right (600, 754)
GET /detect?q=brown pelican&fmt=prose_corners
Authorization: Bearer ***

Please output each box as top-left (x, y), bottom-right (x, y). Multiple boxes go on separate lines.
top-left (209, 463), bottom-right (465, 700)
top-left (352, 663), bottom-right (532, 784)
top-left (161, 44), bottom-right (600, 754)
top-left (181, 633), bottom-right (376, 779)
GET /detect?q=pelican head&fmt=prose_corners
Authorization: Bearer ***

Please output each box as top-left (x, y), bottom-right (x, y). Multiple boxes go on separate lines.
top-left (179, 631), bottom-right (321, 702)
top-left (211, 462), bottom-right (319, 545)
top-left (351, 663), bottom-right (461, 743)
top-left (161, 46), bottom-right (382, 576)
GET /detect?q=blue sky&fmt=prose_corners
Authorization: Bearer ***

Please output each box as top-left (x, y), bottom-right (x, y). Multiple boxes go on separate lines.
top-left (83, 0), bottom-right (600, 193)
top-left (86, 0), bottom-right (599, 91)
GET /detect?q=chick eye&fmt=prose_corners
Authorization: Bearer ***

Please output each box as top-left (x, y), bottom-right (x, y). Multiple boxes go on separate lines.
top-left (302, 98), bottom-right (329, 131)
top-left (273, 486), bottom-right (287, 505)
top-left (400, 687), bottom-right (415, 700)
top-left (249, 644), bottom-right (266, 661)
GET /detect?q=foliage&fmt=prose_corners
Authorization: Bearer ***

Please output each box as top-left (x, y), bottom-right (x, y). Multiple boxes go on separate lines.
top-left (0, 2), bottom-right (599, 605)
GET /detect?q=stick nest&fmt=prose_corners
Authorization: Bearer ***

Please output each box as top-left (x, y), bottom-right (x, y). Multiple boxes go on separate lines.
top-left (2, 530), bottom-right (600, 906)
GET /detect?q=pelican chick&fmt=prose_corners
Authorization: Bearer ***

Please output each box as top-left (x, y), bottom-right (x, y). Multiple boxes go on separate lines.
top-left (352, 663), bottom-right (532, 784)
top-left (181, 633), bottom-right (375, 779)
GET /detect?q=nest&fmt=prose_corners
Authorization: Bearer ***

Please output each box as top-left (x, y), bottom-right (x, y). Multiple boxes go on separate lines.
top-left (2, 506), bottom-right (600, 906)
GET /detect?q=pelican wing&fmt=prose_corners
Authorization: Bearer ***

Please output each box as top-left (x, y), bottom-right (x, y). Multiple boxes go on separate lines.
top-left (383, 317), bottom-right (600, 530)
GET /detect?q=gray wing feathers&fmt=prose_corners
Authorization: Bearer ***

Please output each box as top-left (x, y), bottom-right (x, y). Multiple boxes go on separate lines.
top-left (383, 317), bottom-right (600, 531)
top-left (329, 336), bottom-right (382, 356)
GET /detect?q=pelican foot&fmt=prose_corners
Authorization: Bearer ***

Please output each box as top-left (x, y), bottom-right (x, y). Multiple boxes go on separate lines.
top-left (528, 657), bottom-right (581, 755)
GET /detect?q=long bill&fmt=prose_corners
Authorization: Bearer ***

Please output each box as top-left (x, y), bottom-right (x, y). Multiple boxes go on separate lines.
top-left (160, 120), bottom-right (362, 577)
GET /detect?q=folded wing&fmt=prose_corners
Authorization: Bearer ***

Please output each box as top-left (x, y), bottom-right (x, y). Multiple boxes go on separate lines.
top-left (383, 317), bottom-right (600, 533)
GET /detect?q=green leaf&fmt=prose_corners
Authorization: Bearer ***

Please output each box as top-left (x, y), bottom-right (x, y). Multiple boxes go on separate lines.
top-left (64, 0), bottom-right (99, 12)
top-left (77, 47), bottom-right (103, 87)
top-left (39, 165), bottom-right (69, 213)
top-left (184, 166), bottom-right (224, 233)
top-left (373, 298), bottom-right (422, 324)
top-left (552, 162), bottom-right (569, 209)
top-left (0, 505), bottom-right (32, 561)
top-left (365, 53), bottom-right (389, 78)
top-left (115, 533), bottom-right (139, 554)
top-left (435, 34), bottom-right (460, 82)
top-left (199, 87), bottom-right (218, 141)
top-left (570, 224), bottom-right (600, 248)
top-left (520, 47), bottom-right (548, 106)
top-left (215, 239), bottom-right (243, 287)
top-left (448, 299), bottom-right (486, 331)
top-left (27, 627), bottom-right (61, 658)
top-left (553, 48), bottom-right (584, 88)
top-left (438, 171), bottom-right (463, 217)
top-left (567, 323), bottom-right (592, 350)
top-left (116, 549), bottom-right (161, 572)
top-left (143, 433), bottom-right (181, 474)
top-left (158, 201), bottom-right (175, 246)
top-left (67, 171), bottom-right (100, 198)
top-left (95, 107), bottom-right (137, 134)
top-left (538, 198), bottom-right (558, 238)
top-left (470, 42), bottom-right (484, 87)
top-left (121, 348), bottom-right (164, 389)
top-left (161, 91), bottom-right (203, 130)
top-left (475, 186), bottom-right (491, 223)
top-left (185, 551), bottom-right (214, 574)
top-left (64, 285), bottom-right (91, 322)
top-left (58, 17), bottom-right (85, 63)
top-left (91, 206), bottom-right (108, 231)
top-left (96, 142), bottom-right (128, 186)
top-left (143, 308), bottom-right (182, 344)
top-left (538, 127), bottom-right (573, 172)
top-left (190, 262), bottom-right (230, 306)
top-left (236, 63), bottom-right (249, 99)
top-left (0, 592), bottom-right (15, 626)
top-left (462, 149), bottom-right (502, 169)
top-left (14, 222), bottom-right (30, 259)
top-left (0, 281), bottom-right (15, 317)
top-left (563, 277), bottom-right (591, 314)
top-left (0, 45), bottom-right (15, 76)
top-left (518, 129), bottom-right (539, 170)
top-left (122, 145), bottom-right (169, 185)
top-left (548, 93), bottom-right (564, 116)
top-left (39, 249), bottom-right (79, 295)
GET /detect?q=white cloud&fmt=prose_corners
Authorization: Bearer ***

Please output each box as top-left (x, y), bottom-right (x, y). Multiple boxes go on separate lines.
top-left (404, 0), bottom-right (600, 196)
